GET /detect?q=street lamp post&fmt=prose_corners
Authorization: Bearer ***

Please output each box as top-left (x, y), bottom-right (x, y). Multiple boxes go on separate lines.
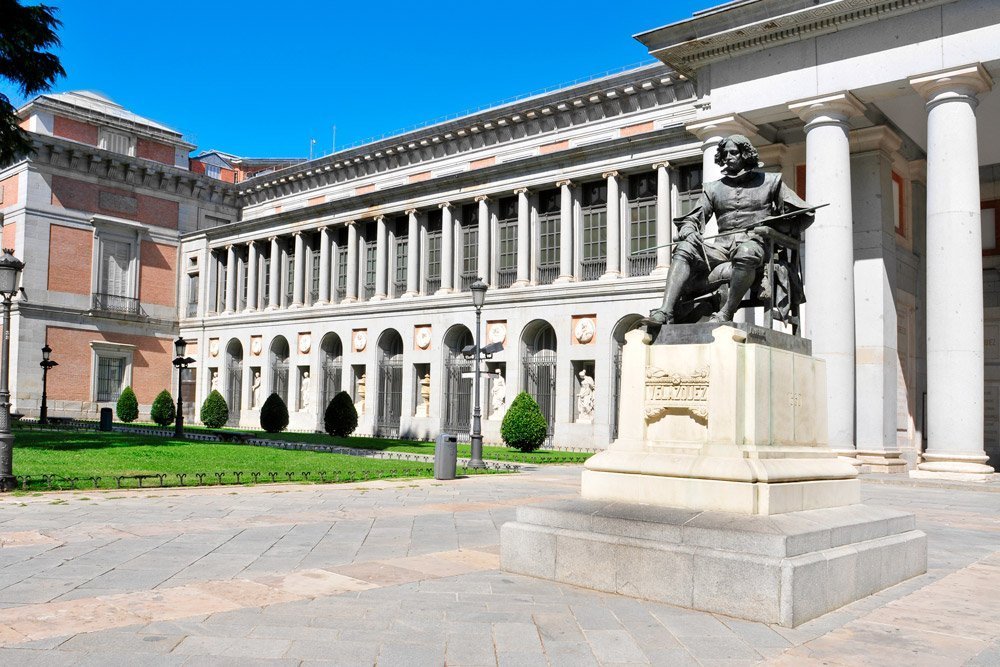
top-left (0, 248), bottom-right (25, 492)
top-left (172, 337), bottom-right (195, 438)
top-left (39, 344), bottom-right (58, 426)
top-left (469, 278), bottom-right (488, 469)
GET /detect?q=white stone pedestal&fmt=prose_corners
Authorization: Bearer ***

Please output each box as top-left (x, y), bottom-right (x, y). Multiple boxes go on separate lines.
top-left (501, 323), bottom-right (926, 626)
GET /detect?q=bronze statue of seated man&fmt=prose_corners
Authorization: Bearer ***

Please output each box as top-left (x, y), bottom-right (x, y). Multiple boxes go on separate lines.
top-left (644, 134), bottom-right (815, 328)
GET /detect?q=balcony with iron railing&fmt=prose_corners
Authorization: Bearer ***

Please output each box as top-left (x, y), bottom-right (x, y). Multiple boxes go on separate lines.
top-left (496, 268), bottom-right (516, 289)
top-left (92, 292), bottom-right (145, 318)
top-left (425, 278), bottom-right (441, 294)
top-left (628, 253), bottom-right (656, 277)
top-left (394, 279), bottom-right (407, 297)
top-left (580, 258), bottom-right (606, 281)
top-left (460, 272), bottom-right (477, 291)
top-left (536, 265), bottom-right (559, 286)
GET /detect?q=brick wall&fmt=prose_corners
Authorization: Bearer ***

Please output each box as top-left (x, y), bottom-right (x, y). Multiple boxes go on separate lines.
top-left (50, 175), bottom-right (179, 229)
top-left (47, 225), bottom-right (92, 295)
top-left (45, 325), bottom-right (173, 404)
top-left (136, 138), bottom-right (175, 165)
top-left (0, 173), bottom-right (18, 207)
top-left (52, 115), bottom-right (98, 145)
top-left (139, 240), bottom-right (177, 307)
top-left (2, 223), bottom-right (15, 250)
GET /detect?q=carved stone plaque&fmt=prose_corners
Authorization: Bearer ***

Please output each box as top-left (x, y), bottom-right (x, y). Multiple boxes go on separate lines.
top-left (644, 366), bottom-right (709, 422)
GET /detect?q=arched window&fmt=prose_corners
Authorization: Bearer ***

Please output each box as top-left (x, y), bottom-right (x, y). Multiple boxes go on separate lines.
top-left (442, 326), bottom-right (473, 435)
top-left (375, 330), bottom-right (403, 438)
top-left (522, 321), bottom-right (557, 438)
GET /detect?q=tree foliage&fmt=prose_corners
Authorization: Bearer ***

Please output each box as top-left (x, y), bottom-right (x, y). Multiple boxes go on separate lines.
top-left (150, 389), bottom-right (176, 427)
top-left (260, 393), bottom-right (289, 433)
top-left (500, 392), bottom-right (548, 452)
top-left (324, 391), bottom-right (358, 437)
top-left (0, 1), bottom-right (65, 166)
top-left (115, 386), bottom-right (139, 423)
top-left (200, 390), bottom-right (229, 429)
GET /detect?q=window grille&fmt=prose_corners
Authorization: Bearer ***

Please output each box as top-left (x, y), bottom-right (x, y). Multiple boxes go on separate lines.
top-left (96, 356), bottom-right (126, 402)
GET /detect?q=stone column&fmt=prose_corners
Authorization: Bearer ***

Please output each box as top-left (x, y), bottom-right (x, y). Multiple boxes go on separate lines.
top-left (403, 209), bottom-right (419, 298)
top-left (224, 244), bottom-right (236, 313)
top-left (513, 188), bottom-right (530, 287)
top-left (653, 162), bottom-right (671, 276)
top-left (790, 92), bottom-right (866, 457)
top-left (291, 232), bottom-right (305, 307)
top-left (910, 64), bottom-right (994, 480)
top-left (476, 196), bottom-right (490, 284)
top-left (601, 171), bottom-right (622, 280)
top-left (318, 226), bottom-right (330, 304)
top-left (344, 221), bottom-right (359, 303)
top-left (686, 114), bottom-right (758, 237)
top-left (329, 231), bottom-right (340, 304)
top-left (268, 236), bottom-right (280, 309)
top-left (438, 203), bottom-right (454, 293)
top-left (246, 240), bottom-right (258, 312)
top-left (373, 215), bottom-right (388, 300)
top-left (556, 180), bottom-right (574, 283)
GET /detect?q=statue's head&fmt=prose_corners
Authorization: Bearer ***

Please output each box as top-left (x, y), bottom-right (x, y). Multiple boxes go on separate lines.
top-left (714, 134), bottom-right (761, 175)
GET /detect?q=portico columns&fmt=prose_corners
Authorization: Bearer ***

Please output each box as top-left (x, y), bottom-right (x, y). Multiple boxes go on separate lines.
top-left (344, 221), bottom-right (359, 303)
top-left (653, 162), bottom-right (671, 276)
top-left (403, 209), bottom-right (419, 298)
top-left (373, 215), bottom-right (388, 301)
top-left (476, 196), bottom-right (490, 284)
top-left (790, 91), bottom-right (866, 457)
top-left (318, 226), bottom-right (330, 304)
top-left (438, 203), bottom-right (454, 293)
top-left (513, 188), bottom-right (530, 287)
top-left (910, 64), bottom-right (995, 480)
top-left (267, 236), bottom-right (280, 309)
top-left (601, 171), bottom-right (622, 280)
top-left (291, 232), bottom-right (304, 307)
top-left (224, 244), bottom-right (236, 313)
top-left (246, 240), bottom-right (258, 311)
top-left (686, 114), bottom-right (758, 238)
top-left (555, 180), bottom-right (574, 283)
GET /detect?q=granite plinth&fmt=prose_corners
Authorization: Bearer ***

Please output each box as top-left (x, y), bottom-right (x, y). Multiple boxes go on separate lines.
top-left (651, 322), bottom-right (811, 355)
top-left (501, 499), bottom-right (927, 627)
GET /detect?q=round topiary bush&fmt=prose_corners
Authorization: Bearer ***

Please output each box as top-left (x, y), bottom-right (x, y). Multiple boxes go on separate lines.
top-left (116, 386), bottom-right (139, 423)
top-left (324, 390), bottom-right (358, 437)
top-left (500, 391), bottom-right (548, 452)
top-left (200, 390), bottom-right (229, 429)
top-left (260, 392), bottom-right (289, 433)
top-left (150, 389), bottom-right (176, 427)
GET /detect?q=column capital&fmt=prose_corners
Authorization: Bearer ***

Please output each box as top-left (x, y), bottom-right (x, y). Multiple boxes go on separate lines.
top-left (602, 171), bottom-right (619, 180)
top-left (404, 209), bottom-right (417, 216)
top-left (475, 194), bottom-right (490, 202)
top-left (686, 113), bottom-right (757, 142)
top-left (788, 91), bottom-right (865, 126)
top-left (246, 238), bottom-right (257, 248)
top-left (438, 202), bottom-right (452, 210)
top-left (226, 244), bottom-right (234, 251)
top-left (556, 179), bottom-right (573, 188)
top-left (373, 214), bottom-right (386, 222)
top-left (346, 219), bottom-right (357, 226)
top-left (268, 236), bottom-right (279, 242)
top-left (910, 63), bottom-right (993, 105)
top-left (651, 161), bottom-right (670, 170)
top-left (513, 187), bottom-right (529, 195)
top-left (317, 225), bottom-right (328, 233)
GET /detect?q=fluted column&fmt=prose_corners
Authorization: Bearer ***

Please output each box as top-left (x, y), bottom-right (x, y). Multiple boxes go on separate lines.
top-left (439, 203), bottom-right (454, 294)
top-left (246, 240), bottom-right (258, 312)
top-left (318, 226), bottom-right (330, 304)
top-left (291, 232), bottom-right (305, 307)
top-left (345, 221), bottom-right (359, 302)
top-left (224, 244), bottom-right (236, 313)
top-left (601, 171), bottom-right (622, 280)
top-left (476, 196), bottom-right (490, 284)
top-left (553, 180), bottom-right (574, 284)
top-left (371, 215), bottom-right (388, 301)
top-left (910, 65), bottom-right (994, 480)
top-left (267, 236), bottom-right (280, 309)
top-left (653, 162), bottom-right (671, 276)
top-left (686, 114), bottom-right (758, 237)
top-left (402, 209), bottom-right (419, 298)
top-left (790, 91), bottom-right (866, 457)
top-left (513, 187), bottom-right (530, 287)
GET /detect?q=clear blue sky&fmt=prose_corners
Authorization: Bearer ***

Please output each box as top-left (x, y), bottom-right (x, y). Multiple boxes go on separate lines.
top-left (5, 1), bottom-right (713, 158)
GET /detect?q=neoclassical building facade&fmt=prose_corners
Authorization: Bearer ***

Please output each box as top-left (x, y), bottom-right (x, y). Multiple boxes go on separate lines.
top-left (2, 0), bottom-right (998, 479)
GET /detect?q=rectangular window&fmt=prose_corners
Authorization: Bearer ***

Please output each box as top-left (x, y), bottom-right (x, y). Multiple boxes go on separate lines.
top-left (238, 257), bottom-right (248, 310)
top-left (678, 164), bottom-right (704, 216)
top-left (581, 181), bottom-right (607, 281)
top-left (628, 172), bottom-right (657, 277)
top-left (310, 247), bottom-right (321, 303)
top-left (205, 164), bottom-right (221, 179)
top-left (425, 232), bottom-right (442, 293)
top-left (96, 356), bottom-right (126, 402)
top-left (284, 254), bottom-right (294, 304)
top-left (394, 235), bottom-right (408, 295)
top-left (891, 172), bottom-right (905, 238)
top-left (364, 241), bottom-right (377, 299)
top-left (497, 196), bottom-right (517, 288)
top-left (186, 273), bottom-right (199, 318)
top-left (984, 200), bottom-right (1000, 256)
top-left (262, 257), bottom-right (271, 307)
top-left (461, 225), bottom-right (478, 291)
top-left (536, 189), bottom-right (560, 286)
top-left (98, 129), bottom-right (135, 157)
top-left (336, 246), bottom-right (347, 300)
top-left (100, 239), bottom-right (132, 297)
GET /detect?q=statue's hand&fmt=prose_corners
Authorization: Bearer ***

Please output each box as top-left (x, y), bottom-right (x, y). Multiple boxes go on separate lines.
top-left (678, 225), bottom-right (700, 243)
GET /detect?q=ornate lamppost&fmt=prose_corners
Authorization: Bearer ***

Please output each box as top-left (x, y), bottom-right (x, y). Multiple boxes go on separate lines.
top-left (172, 337), bottom-right (195, 438)
top-left (468, 278), bottom-right (488, 469)
top-left (0, 248), bottom-right (25, 492)
top-left (39, 344), bottom-right (58, 425)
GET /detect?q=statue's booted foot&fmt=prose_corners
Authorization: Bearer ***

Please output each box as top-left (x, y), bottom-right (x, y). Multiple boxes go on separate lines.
top-left (640, 308), bottom-right (671, 329)
top-left (707, 311), bottom-right (733, 324)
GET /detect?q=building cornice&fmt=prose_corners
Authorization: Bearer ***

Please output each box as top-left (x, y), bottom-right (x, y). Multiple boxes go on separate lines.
top-left (635, 0), bottom-right (958, 78)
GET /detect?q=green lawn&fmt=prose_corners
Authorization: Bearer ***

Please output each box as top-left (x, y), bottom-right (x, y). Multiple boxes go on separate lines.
top-left (9, 430), bottom-right (506, 492)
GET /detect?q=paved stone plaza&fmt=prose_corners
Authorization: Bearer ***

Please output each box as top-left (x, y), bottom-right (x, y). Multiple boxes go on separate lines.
top-left (0, 466), bottom-right (997, 666)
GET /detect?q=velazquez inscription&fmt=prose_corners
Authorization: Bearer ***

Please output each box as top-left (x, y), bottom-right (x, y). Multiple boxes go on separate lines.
top-left (644, 366), bottom-right (709, 422)
top-left (99, 190), bottom-right (138, 215)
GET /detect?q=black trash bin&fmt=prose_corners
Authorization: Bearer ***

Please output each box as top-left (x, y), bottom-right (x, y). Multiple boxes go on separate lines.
top-left (99, 407), bottom-right (113, 431)
top-left (434, 433), bottom-right (458, 480)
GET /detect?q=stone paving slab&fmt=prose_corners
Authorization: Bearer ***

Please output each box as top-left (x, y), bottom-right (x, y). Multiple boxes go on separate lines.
top-left (0, 469), bottom-right (998, 664)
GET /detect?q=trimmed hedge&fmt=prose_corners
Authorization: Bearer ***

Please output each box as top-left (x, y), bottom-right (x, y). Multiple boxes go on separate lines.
top-left (150, 389), bottom-right (176, 427)
top-left (324, 391), bottom-right (358, 437)
top-left (200, 390), bottom-right (229, 429)
top-left (500, 391), bottom-right (548, 452)
top-left (116, 386), bottom-right (139, 423)
top-left (260, 393), bottom-right (289, 433)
